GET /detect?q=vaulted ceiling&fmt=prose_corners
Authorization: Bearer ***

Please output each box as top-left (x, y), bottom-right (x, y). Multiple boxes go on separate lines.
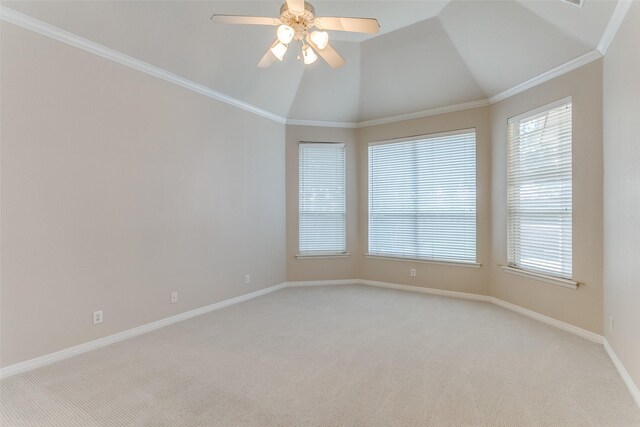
top-left (3, 0), bottom-right (617, 124)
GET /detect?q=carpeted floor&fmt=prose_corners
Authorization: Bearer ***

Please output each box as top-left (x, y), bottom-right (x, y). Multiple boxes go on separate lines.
top-left (1, 284), bottom-right (639, 426)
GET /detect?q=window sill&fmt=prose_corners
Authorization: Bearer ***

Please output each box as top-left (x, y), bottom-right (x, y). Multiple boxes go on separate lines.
top-left (365, 254), bottom-right (481, 269)
top-left (296, 253), bottom-right (351, 260)
top-left (500, 265), bottom-right (579, 289)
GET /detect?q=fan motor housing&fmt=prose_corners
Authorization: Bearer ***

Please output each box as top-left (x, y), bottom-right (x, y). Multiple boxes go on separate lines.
top-left (280, 1), bottom-right (316, 39)
top-left (280, 1), bottom-right (315, 16)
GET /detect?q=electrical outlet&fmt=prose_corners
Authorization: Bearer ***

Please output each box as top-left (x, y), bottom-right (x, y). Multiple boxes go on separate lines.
top-left (245, 274), bottom-right (251, 284)
top-left (410, 268), bottom-right (416, 277)
top-left (610, 316), bottom-right (615, 332)
top-left (93, 310), bottom-right (103, 325)
top-left (171, 291), bottom-right (178, 304)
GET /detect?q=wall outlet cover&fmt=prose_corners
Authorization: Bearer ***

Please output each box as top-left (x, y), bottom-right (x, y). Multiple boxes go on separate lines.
top-left (93, 310), bottom-right (103, 325)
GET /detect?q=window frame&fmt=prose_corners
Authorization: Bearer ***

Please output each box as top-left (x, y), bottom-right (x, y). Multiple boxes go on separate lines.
top-left (366, 128), bottom-right (478, 266)
top-left (297, 141), bottom-right (348, 258)
top-left (506, 97), bottom-right (575, 286)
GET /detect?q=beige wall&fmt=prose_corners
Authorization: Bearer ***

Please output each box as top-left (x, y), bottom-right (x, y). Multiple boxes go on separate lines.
top-left (285, 109), bottom-right (492, 295)
top-left (603, 3), bottom-right (640, 391)
top-left (288, 65), bottom-right (606, 339)
top-left (285, 125), bottom-right (359, 281)
top-left (1, 24), bottom-right (286, 367)
top-left (357, 108), bottom-right (492, 295)
top-left (1, 15), bottom-right (619, 370)
top-left (490, 60), bottom-right (604, 334)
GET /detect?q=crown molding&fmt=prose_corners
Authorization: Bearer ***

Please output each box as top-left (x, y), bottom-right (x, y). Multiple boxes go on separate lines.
top-left (597, 0), bottom-right (634, 55)
top-left (285, 98), bottom-right (491, 129)
top-left (356, 99), bottom-right (491, 128)
top-left (286, 99), bottom-right (492, 129)
top-left (488, 49), bottom-right (602, 104)
top-left (286, 118), bottom-right (358, 129)
top-left (288, 46), bottom-right (602, 129)
top-left (0, 5), bottom-right (620, 130)
top-left (0, 6), bottom-right (287, 125)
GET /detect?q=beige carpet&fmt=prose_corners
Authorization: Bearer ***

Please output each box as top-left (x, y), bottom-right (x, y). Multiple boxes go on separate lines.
top-left (1, 284), bottom-right (639, 426)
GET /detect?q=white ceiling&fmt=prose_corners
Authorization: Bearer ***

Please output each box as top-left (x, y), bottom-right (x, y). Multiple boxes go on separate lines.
top-left (3, 0), bottom-right (618, 123)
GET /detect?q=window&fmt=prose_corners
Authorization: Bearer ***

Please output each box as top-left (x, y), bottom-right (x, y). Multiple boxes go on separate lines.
top-left (368, 130), bottom-right (476, 263)
top-left (507, 99), bottom-right (572, 279)
top-left (298, 143), bottom-right (346, 256)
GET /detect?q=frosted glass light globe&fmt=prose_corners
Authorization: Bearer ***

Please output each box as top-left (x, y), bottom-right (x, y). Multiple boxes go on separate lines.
top-left (310, 31), bottom-right (329, 50)
top-left (271, 42), bottom-right (288, 61)
top-left (277, 25), bottom-right (295, 44)
top-left (302, 44), bottom-right (318, 64)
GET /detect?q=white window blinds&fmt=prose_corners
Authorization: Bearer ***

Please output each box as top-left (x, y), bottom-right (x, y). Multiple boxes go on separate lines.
top-left (368, 130), bottom-right (476, 263)
top-left (299, 143), bottom-right (346, 256)
top-left (508, 99), bottom-right (572, 279)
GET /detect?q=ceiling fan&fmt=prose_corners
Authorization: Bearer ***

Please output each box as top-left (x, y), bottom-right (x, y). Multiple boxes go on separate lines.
top-left (210, 0), bottom-right (379, 69)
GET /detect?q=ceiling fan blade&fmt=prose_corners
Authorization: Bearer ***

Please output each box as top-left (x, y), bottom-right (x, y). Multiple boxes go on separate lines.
top-left (306, 36), bottom-right (346, 69)
top-left (286, 0), bottom-right (306, 16)
top-left (257, 40), bottom-right (279, 68)
top-left (314, 17), bottom-right (380, 34)
top-left (210, 15), bottom-right (281, 26)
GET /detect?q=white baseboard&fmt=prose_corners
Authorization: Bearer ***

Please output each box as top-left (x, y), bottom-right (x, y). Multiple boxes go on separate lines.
top-left (284, 278), bottom-right (491, 303)
top-left (353, 280), bottom-right (602, 343)
top-left (349, 279), bottom-right (602, 343)
top-left (293, 280), bottom-right (635, 408)
top-left (0, 278), bottom-right (626, 403)
top-left (285, 279), bottom-right (358, 287)
top-left (489, 297), bottom-right (603, 344)
top-left (604, 339), bottom-right (640, 409)
top-left (0, 283), bottom-right (286, 379)
top-left (357, 279), bottom-right (491, 302)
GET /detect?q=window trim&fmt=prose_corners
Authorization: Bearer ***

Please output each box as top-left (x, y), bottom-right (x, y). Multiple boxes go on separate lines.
top-left (297, 141), bottom-right (347, 257)
top-left (500, 265), bottom-right (579, 289)
top-left (506, 97), bottom-right (574, 283)
top-left (368, 128), bottom-right (477, 148)
top-left (296, 253), bottom-right (351, 259)
top-left (367, 128), bottom-right (478, 264)
top-left (365, 254), bottom-right (482, 269)
top-left (507, 97), bottom-right (572, 126)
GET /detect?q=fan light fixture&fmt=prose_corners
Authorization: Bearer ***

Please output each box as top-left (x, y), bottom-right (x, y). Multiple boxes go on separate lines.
top-left (302, 44), bottom-right (318, 64)
top-left (309, 31), bottom-right (329, 50)
top-left (211, 1), bottom-right (380, 69)
top-left (271, 42), bottom-right (288, 61)
top-left (277, 24), bottom-right (295, 44)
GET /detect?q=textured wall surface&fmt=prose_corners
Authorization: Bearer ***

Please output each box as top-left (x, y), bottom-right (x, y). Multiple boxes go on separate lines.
top-left (356, 108), bottom-right (492, 296)
top-left (603, 2), bottom-right (640, 394)
top-left (490, 60), bottom-right (604, 334)
top-left (285, 125), bottom-right (359, 281)
top-left (1, 23), bottom-right (286, 366)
